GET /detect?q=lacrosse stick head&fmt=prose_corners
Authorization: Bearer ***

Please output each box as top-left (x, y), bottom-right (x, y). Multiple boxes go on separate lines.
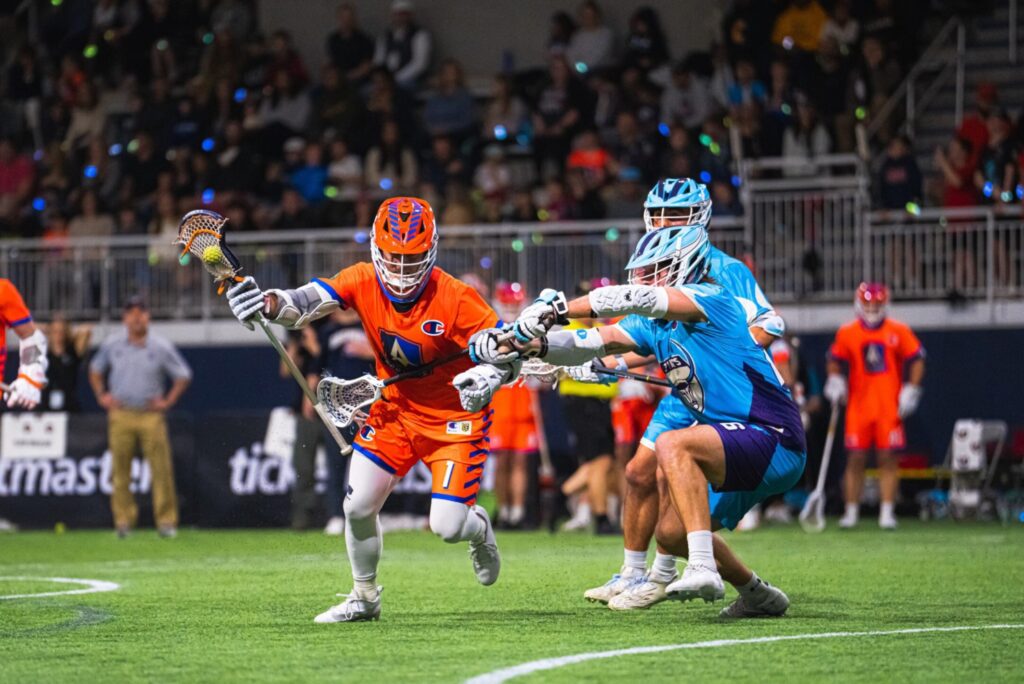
top-left (798, 492), bottom-right (826, 533)
top-left (176, 209), bottom-right (243, 293)
top-left (317, 374), bottom-right (385, 428)
top-left (520, 358), bottom-right (564, 387)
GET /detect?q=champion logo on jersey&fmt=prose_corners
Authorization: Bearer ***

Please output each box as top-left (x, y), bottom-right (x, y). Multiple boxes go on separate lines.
top-left (446, 421), bottom-right (472, 435)
top-left (421, 320), bottom-right (446, 336)
top-left (379, 330), bottom-right (423, 370)
top-left (360, 425), bottom-right (375, 441)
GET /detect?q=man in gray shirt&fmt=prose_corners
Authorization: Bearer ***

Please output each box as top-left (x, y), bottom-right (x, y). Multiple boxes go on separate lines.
top-left (89, 296), bottom-right (192, 538)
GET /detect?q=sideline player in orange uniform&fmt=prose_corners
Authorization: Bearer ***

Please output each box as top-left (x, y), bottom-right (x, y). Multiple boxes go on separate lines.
top-left (825, 282), bottom-right (925, 530)
top-left (488, 282), bottom-right (537, 529)
top-left (226, 198), bottom-right (513, 622)
top-left (1, 278), bottom-right (48, 410)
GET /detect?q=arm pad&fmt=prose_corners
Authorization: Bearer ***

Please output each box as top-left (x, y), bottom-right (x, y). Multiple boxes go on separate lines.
top-left (540, 328), bottom-right (606, 366)
top-left (751, 312), bottom-right (786, 339)
top-left (588, 285), bottom-right (669, 319)
top-left (19, 328), bottom-right (48, 373)
top-left (266, 282), bottom-right (340, 329)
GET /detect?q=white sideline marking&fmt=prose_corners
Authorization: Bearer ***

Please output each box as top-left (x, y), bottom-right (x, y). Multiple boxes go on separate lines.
top-left (465, 624), bottom-right (1024, 684)
top-left (0, 576), bottom-right (121, 600)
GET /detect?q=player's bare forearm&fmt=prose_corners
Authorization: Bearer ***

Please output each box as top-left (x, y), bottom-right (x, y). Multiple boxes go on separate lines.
top-left (607, 351), bottom-right (655, 369)
top-left (907, 357), bottom-right (925, 386)
top-left (826, 359), bottom-right (842, 376)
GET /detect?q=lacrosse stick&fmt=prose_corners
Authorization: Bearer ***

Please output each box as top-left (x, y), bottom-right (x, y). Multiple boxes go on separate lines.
top-left (799, 401), bottom-right (840, 533)
top-left (520, 358), bottom-right (675, 388)
top-left (175, 209), bottom-right (352, 455)
top-left (317, 332), bottom-right (515, 428)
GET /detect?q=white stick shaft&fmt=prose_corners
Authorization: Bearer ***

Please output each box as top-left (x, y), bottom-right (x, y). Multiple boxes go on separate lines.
top-left (254, 317), bottom-right (351, 454)
top-left (812, 402), bottom-right (840, 496)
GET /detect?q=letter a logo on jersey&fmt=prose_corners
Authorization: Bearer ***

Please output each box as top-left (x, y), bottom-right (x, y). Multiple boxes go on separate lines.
top-left (380, 330), bottom-right (422, 370)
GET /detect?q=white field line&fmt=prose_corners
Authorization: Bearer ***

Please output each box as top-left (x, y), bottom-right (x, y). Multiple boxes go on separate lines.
top-left (465, 623), bottom-right (1024, 684)
top-left (0, 576), bottom-right (121, 600)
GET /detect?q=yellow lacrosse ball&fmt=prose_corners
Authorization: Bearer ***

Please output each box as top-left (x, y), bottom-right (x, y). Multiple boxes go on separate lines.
top-left (202, 244), bottom-right (224, 266)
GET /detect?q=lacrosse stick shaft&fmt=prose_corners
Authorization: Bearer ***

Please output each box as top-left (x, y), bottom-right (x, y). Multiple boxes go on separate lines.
top-left (380, 332), bottom-right (515, 388)
top-left (593, 365), bottom-right (674, 388)
top-left (811, 401), bottom-right (840, 497)
top-left (254, 317), bottom-right (351, 454)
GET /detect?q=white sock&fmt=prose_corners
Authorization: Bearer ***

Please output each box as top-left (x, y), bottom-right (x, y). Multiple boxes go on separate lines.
top-left (738, 571), bottom-right (769, 598)
top-left (460, 506), bottom-right (487, 543)
top-left (651, 552), bottom-right (678, 582)
top-left (574, 501), bottom-right (591, 522)
top-left (880, 502), bottom-right (895, 519)
top-left (624, 549), bottom-right (647, 573)
top-left (844, 503), bottom-right (859, 521)
top-left (509, 505), bottom-right (524, 524)
top-left (499, 505), bottom-right (511, 522)
top-left (345, 514), bottom-right (382, 585)
top-left (686, 531), bottom-right (714, 568)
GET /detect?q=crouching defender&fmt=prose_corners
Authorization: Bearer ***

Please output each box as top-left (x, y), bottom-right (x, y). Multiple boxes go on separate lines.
top-left (228, 197), bottom-right (506, 623)
top-left (458, 225), bottom-right (805, 615)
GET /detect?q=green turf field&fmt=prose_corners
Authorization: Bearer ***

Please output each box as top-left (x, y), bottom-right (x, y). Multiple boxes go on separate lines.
top-left (2, 521), bottom-right (1022, 683)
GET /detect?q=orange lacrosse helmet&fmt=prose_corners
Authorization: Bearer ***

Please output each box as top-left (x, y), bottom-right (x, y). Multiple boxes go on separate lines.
top-left (855, 281), bottom-right (889, 327)
top-left (371, 197), bottom-right (438, 302)
top-left (493, 280), bottom-right (526, 321)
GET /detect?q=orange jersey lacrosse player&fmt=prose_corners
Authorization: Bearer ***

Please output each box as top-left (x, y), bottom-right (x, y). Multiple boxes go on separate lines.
top-left (824, 282), bottom-right (926, 530)
top-left (226, 197), bottom-right (509, 623)
top-left (0, 278), bottom-right (48, 410)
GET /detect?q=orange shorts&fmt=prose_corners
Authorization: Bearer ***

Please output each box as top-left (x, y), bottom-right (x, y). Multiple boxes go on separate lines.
top-left (490, 419), bottom-right (538, 452)
top-left (844, 408), bottom-right (905, 451)
top-left (612, 398), bottom-right (657, 446)
top-left (353, 401), bottom-right (491, 505)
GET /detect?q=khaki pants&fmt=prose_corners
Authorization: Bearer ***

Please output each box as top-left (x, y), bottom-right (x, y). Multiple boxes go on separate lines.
top-left (109, 409), bottom-right (178, 529)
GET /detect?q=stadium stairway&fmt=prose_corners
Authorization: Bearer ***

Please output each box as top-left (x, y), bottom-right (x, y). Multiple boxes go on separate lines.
top-left (913, 1), bottom-right (1023, 174)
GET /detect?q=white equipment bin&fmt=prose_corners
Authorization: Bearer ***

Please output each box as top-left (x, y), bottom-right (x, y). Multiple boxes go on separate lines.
top-left (945, 419), bottom-right (1007, 520)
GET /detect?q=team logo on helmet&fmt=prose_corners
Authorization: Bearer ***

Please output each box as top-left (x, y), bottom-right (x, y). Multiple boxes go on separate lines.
top-left (421, 320), bottom-right (446, 336)
top-left (662, 340), bottom-right (705, 412)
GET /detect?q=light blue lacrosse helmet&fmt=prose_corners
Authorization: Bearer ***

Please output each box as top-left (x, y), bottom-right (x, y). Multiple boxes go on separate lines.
top-left (625, 222), bottom-right (711, 287)
top-left (643, 178), bottom-right (712, 232)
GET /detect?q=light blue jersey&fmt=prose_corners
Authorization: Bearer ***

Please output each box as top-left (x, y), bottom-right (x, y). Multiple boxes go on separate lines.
top-left (640, 247), bottom-right (782, 448)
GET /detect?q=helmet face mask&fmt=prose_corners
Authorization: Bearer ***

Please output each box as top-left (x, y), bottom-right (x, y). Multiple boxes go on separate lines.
top-left (494, 280), bottom-right (526, 321)
top-left (371, 197), bottom-right (438, 303)
top-left (643, 178), bottom-right (712, 232)
top-left (855, 282), bottom-right (889, 327)
top-left (626, 224), bottom-right (710, 289)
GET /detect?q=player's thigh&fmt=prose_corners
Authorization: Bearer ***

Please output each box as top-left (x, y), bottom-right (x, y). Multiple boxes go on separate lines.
top-left (344, 451), bottom-right (400, 519)
top-left (352, 402), bottom-right (418, 476)
top-left (876, 413), bottom-right (906, 451)
top-left (654, 424), bottom-right (728, 488)
top-left (844, 408), bottom-right (876, 451)
top-left (427, 442), bottom-right (486, 506)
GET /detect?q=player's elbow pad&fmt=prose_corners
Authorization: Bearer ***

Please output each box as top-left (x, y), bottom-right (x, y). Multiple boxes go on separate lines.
top-left (266, 282), bottom-right (339, 329)
top-left (19, 328), bottom-right (48, 373)
top-left (753, 313), bottom-right (786, 339)
top-left (541, 328), bottom-right (606, 366)
top-left (588, 285), bottom-right (669, 319)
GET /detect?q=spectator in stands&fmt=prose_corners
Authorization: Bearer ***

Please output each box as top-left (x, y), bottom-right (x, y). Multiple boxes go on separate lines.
top-left (274, 187), bottom-right (314, 230)
top-left (195, 30), bottom-right (244, 101)
top-left (540, 176), bottom-right (574, 221)
top-left (820, 0), bottom-right (859, 56)
top-left (421, 135), bottom-right (468, 198)
top-left (727, 58), bottom-right (767, 112)
top-left (622, 6), bottom-right (669, 76)
top-left (934, 136), bottom-right (979, 296)
top-left (210, 0), bottom-right (254, 41)
top-left (364, 66), bottom-right (418, 145)
top-left (89, 296), bottom-right (192, 538)
top-left (266, 30), bottom-right (310, 90)
top-left (365, 119), bottom-right (418, 193)
top-left (213, 120), bottom-right (258, 194)
top-left (423, 59), bottom-right (476, 142)
top-left (608, 111), bottom-right (657, 183)
top-left (566, 1), bottom-right (614, 73)
top-left (660, 60), bottom-right (713, 134)
top-left (531, 55), bottom-right (587, 179)
top-left (481, 74), bottom-right (528, 144)
top-left (566, 129), bottom-right (610, 188)
top-left (711, 180), bottom-right (743, 217)
top-left (958, 82), bottom-right (998, 167)
top-left (83, 138), bottom-right (121, 206)
top-left (312, 64), bottom-right (363, 144)
top-left (122, 131), bottom-right (168, 203)
top-left (373, 0), bottom-right (432, 89)
top-left (64, 81), bottom-right (107, 153)
top-left (974, 110), bottom-right (1017, 205)
top-left (0, 138), bottom-right (34, 228)
top-left (547, 11), bottom-right (577, 56)
top-left (772, 0), bottom-right (827, 54)
top-left (69, 189), bottom-right (115, 240)
top-left (722, 0), bottom-right (775, 66)
top-left (474, 144), bottom-right (512, 202)
top-left (290, 141), bottom-right (328, 205)
top-left (781, 95), bottom-right (831, 177)
top-left (42, 316), bottom-right (92, 413)
top-left (326, 3), bottom-right (375, 86)
top-left (441, 182), bottom-right (476, 224)
top-left (506, 188), bottom-right (539, 222)
top-left (878, 135), bottom-right (922, 211)
top-left (116, 204), bottom-right (143, 234)
top-left (326, 138), bottom-right (363, 192)
top-left (257, 71), bottom-right (312, 155)
top-left (814, 36), bottom-right (852, 151)
top-left (848, 35), bottom-right (901, 144)
top-left (566, 167), bottom-right (606, 219)
top-left (5, 46), bottom-right (44, 148)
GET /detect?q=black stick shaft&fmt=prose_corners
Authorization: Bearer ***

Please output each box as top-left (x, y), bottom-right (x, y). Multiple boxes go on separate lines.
top-left (593, 365), bottom-right (674, 388)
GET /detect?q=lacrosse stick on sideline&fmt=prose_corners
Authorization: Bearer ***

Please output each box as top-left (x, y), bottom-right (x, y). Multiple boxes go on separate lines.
top-left (317, 332), bottom-right (515, 429)
top-left (175, 209), bottom-right (353, 455)
top-left (799, 400), bottom-right (840, 533)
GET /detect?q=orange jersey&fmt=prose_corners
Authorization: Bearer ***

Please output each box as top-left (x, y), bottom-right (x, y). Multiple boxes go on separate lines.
top-left (316, 263), bottom-right (499, 424)
top-left (0, 278), bottom-right (33, 378)
top-left (829, 318), bottom-right (923, 417)
top-left (490, 382), bottom-right (534, 424)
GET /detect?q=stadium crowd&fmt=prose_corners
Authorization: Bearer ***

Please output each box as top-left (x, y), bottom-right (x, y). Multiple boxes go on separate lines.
top-left (2, 0), bottom-right (1008, 244)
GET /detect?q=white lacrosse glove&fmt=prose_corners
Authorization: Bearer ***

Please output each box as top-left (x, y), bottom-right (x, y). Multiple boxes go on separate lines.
top-left (512, 288), bottom-right (569, 343)
top-left (227, 276), bottom-right (265, 330)
top-left (823, 373), bottom-right (847, 405)
top-left (6, 364), bottom-right (46, 409)
top-left (898, 384), bottom-right (922, 418)
top-left (453, 363), bottom-right (518, 412)
top-left (564, 359), bottom-right (616, 385)
top-left (468, 328), bottom-right (519, 365)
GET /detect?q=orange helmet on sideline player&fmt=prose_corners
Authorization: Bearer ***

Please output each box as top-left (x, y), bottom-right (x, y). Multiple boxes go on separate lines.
top-left (494, 280), bottom-right (526, 322)
top-left (371, 197), bottom-right (438, 303)
top-left (855, 281), bottom-right (889, 328)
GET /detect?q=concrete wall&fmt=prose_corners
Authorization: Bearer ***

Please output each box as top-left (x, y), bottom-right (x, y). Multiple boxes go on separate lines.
top-left (257, 0), bottom-right (718, 80)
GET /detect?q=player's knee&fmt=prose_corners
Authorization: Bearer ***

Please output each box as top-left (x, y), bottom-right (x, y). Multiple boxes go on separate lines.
top-left (343, 493), bottom-right (376, 523)
top-left (625, 452), bottom-right (657, 491)
top-left (654, 430), bottom-right (693, 468)
top-left (429, 504), bottom-right (467, 543)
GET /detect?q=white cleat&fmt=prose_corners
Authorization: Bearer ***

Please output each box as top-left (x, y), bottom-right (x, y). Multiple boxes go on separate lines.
top-left (323, 516), bottom-right (344, 536)
top-left (736, 506), bottom-right (761, 531)
top-left (561, 514), bottom-right (591, 532)
top-left (666, 562), bottom-right (725, 603)
top-left (838, 513), bottom-right (859, 529)
top-left (314, 587), bottom-right (382, 623)
top-left (878, 513), bottom-right (898, 530)
top-left (469, 505), bottom-right (501, 586)
top-left (608, 572), bottom-right (677, 611)
top-left (720, 581), bottom-right (790, 618)
top-left (583, 566), bottom-right (646, 604)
